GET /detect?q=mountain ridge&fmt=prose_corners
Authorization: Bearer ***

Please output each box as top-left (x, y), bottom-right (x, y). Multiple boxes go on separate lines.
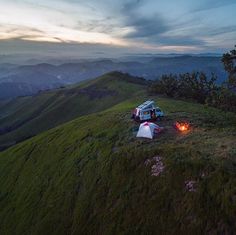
top-left (0, 72), bottom-right (147, 150)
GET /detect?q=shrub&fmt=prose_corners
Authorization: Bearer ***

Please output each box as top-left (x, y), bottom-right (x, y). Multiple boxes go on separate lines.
top-left (206, 87), bottom-right (236, 112)
top-left (149, 74), bottom-right (178, 97)
top-left (149, 72), bottom-right (236, 112)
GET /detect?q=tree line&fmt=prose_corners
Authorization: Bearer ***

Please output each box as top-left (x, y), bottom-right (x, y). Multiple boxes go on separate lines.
top-left (149, 45), bottom-right (236, 112)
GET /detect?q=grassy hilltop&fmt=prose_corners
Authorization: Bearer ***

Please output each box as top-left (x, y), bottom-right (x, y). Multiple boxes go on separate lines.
top-left (0, 72), bottom-right (147, 150)
top-left (0, 72), bottom-right (236, 234)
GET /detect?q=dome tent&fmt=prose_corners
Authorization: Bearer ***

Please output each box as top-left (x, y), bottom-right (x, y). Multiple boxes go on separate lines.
top-left (136, 122), bottom-right (162, 139)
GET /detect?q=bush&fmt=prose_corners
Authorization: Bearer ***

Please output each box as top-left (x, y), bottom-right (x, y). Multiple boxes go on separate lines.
top-left (222, 45), bottom-right (236, 89)
top-left (149, 72), bottom-right (236, 112)
top-left (148, 74), bottom-right (178, 97)
top-left (178, 72), bottom-right (217, 103)
top-left (206, 87), bottom-right (236, 112)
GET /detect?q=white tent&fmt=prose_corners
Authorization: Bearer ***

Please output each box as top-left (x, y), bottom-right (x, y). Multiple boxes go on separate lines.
top-left (136, 122), bottom-right (161, 139)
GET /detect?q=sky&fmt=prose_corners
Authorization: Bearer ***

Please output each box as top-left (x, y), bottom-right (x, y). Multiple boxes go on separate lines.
top-left (0, 0), bottom-right (235, 56)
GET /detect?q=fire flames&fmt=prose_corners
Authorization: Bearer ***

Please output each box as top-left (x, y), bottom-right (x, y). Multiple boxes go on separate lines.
top-left (175, 121), bottom-right (190, 132)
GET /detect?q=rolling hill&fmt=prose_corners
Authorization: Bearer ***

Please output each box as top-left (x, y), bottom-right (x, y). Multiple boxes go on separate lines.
top-left (0, 89), bottom-right (236, 234)
top-left (0, 72), bottom-right (147, 150)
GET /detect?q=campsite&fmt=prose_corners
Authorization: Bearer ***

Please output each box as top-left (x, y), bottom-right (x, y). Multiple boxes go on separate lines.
top-left (0, 73), bottom-right (236, 235)
top-left (133, 100), bottom-right (191, 140)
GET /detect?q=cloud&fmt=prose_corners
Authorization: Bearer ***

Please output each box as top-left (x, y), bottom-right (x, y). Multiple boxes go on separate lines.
top-left (120, 0), bottom-right (170, 40)
top-left (154, 36), bottom-right (204, 46)
top-left (206, 25), bottom-right (236, 36)
top-left (191, 0), bottom-right (236, 13)
top-left (118, 0), bottom-right (204, 47)
top-left (0, 0), bottom-right (235, 54)
top-left (124, 14), bottom-right (169, 38)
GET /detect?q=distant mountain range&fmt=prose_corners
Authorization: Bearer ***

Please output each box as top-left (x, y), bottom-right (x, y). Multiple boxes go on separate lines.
top-left (0, 55), bottom-right (227, 99)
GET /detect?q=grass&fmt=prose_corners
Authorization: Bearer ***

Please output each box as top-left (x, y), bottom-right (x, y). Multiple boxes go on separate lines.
top-left (0, 94), bottom-right (236, 234)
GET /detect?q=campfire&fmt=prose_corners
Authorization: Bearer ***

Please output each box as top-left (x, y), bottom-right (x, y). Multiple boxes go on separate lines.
top-left (175, 121), bottom-right (190, 132)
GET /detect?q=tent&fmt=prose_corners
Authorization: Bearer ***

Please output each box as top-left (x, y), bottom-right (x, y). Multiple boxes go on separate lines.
top-left (136, 122), bottom-right (162, 139)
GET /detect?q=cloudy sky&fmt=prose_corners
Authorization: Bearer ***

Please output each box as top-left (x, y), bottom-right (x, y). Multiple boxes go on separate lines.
top-left (0, 0), bottom-right (235, 56)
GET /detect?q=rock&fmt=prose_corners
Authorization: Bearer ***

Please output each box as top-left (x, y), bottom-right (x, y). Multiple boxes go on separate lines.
top-left (145, 156), bottom-right (165, 176)
top-left (185, 180), bottom-right (197, 192)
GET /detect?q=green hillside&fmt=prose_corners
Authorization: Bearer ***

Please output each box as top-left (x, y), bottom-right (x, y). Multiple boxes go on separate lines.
top-left (0, 72), bottom-right (147, 150)
top-left (0, 93), bottom-right (236, 234)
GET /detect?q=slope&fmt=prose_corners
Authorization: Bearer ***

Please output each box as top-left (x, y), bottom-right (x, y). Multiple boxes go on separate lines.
top-left (0, 96), bottom-right (236, 234)
top-left (0, 72), bottom-right (147, 150)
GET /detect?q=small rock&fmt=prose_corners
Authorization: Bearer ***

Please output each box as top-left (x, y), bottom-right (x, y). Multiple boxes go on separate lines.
top-left (145, 156), bottom-right (165, 176)
top-left (185, 180), bottom-right (197, 192)
top-left (144, 159), bottom-right (151, 166)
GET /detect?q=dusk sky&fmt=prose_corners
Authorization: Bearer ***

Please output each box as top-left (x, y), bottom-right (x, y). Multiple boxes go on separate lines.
top-left (0, 0), bottom-right (235, 56)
